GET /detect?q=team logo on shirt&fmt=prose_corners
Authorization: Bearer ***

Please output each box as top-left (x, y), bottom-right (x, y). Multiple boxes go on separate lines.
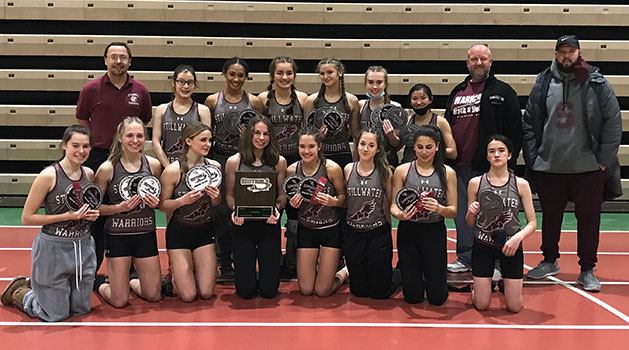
top-left (183, 198), bottom-right (211, 221)
top-left (303, 204), bottom-right (324, 219)
top-left (554, 102), bottom-right (574, 129)
top-left (127, 93), bottom-right (140, 106)
top-left (276, 124), bottom-right (298, 142)
top-left (476, 191), bottom-right (513, 235)
top-left (348, 198), bottom-right (376, 222)
top-left (166, 136), bottom-right (183, 154)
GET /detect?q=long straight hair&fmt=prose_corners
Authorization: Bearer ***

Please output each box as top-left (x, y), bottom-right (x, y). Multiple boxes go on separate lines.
top-left (238, 114), bottom-right (280, 167)
top-left (107, 116), bottom-right (146, 166)
top-left (353, 127), bottom-right (390, 186)
top-left (313, 57), bottom-right (350, 112)
top-left (179, 122), bottom-right (212, 179)
top-left (413, 125), bottom-right (446, 188)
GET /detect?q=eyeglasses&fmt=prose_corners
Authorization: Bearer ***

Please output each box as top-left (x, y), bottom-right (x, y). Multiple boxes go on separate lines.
top-left (108, 54), bottom-right (129, 62)
top-left (175, 79), bottom-right (195, 87)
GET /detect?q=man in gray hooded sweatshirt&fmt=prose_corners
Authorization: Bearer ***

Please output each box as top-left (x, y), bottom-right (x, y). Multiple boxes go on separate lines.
top-left (522, 35), bottom-right (622, 292)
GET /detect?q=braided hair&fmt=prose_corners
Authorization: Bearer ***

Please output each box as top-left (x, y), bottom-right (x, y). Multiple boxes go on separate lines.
top-left (314, 57), bottom-right (350, 112)
top-left (265, 56), bottom-right (298, 115)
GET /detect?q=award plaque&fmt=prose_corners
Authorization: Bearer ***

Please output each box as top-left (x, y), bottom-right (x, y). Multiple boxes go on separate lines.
top-left (235, 171), bottom-right (277, 219)
top-left (203, 163), bottom-right (223, 187)
top-left (223, 111), bottom-right (241, 135)
top-left (186, 165), bottom-right (212, 191)
top-left (370, 104), bottom-right (394, 128)
top-left (137, 176), bottom-right (161, 198)
top-left (386, 106), bottom-right (409, 130)
top-left (82, 183), bottom-right (103, 210)
top-left (395, 186), bottom-right (420, 211)
top-left (304, 109), bottom-right (317, 126)
top-left (400, 123), bottom-right (420, 147)
top-left (283, 174), bottom-right (302, 198)
top-left (238, 109), bottom-right (258, 128)
top-left (118, 175), bottom-right (135, 201)
top-left (298, 177), bottom-right (317, 201)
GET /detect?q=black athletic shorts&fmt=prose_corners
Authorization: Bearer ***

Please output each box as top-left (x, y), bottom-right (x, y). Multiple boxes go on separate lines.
top-left (105, 231), bottom-right (158, 258)
top-left (472, 239), bottom-right (523, 279)
top-left (297, 224), bottom-right (342, 249)
top-left (166, 220), bottom-right (215, 251)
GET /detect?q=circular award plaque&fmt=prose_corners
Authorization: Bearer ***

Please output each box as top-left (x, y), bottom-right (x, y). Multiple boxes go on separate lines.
top-left (81, 183), bottom-right (103, 210)
top-left (63, 184), bottom-right (80, 211)
top-left (400, 123), bottom-right (420, 147)
top-left (322, 108), bottom-right (344, 134)
top-left (283, 174), bottom-right (302, 198)
top-left (385, 106), bottom-right (409, 130)
top-left (238, 109), bottom-right (258, 129)
top-left (118, 175), bottom-right (135, 201)
top-left (204, 163), bottom-right (223, 188)
top-left (186, 165), bottom-right (212, 191)
top-left (223, 111), bottom-right (241, 135)
top-left (370, 104), bottom-right (394, 128)
top-left (298, 177), bottom-right (318, 201)
top-left (395, 186), bottom-right (420, 211)
top-left (137, 176), bottom-right (162, 198)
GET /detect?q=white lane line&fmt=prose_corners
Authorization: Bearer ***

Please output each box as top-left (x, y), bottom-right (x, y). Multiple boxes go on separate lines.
top-left (0, 321), bottom-right (627, 330)
top-left (522, 263), bottom-right (629, 324)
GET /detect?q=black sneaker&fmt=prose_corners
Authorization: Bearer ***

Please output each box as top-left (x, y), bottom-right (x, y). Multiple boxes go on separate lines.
top-left (93, 274), bottom-right (107, 292)
top-left (218, 266), bottom-right (235, 282)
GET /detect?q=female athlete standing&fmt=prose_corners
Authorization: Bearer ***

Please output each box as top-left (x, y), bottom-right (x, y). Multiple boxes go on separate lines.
top-left (303, 57), bottom-right (360, 169)
top-left (94, 117), bottom-right (162, 308)
top-left (226, 115), bottom-right (287, 299)
top-left (391, 125), bottom-right (457, 305)
top-left (152, 64), bottom-right (212, 168)
top-left (2, 125), bottom-right (98, 321)
top-left (402, 84), bottom-right (457, 163)
top-left (466, 135), bottom-right (536, 313)
top-left (205, 57), bottom-right (264, 279)
top-left (258, 56), bottom-right (308, 278)
top-left (358, 66), bottom-right (402, 167)
top-left (159, 123), bottom-right (221, 302)
top-left (287, 126), bottom-right (349, 297)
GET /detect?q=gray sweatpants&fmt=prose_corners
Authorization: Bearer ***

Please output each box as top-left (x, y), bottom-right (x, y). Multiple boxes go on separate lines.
top-left (23, 232), bottom-right (96, 322)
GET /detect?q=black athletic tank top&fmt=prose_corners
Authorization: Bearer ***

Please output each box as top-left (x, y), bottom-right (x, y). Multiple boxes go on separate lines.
top-left (265, 90), bottom-right (303, 157)
top-left (41, 163), bottom-right (91, 238)
top-left (212, 91), bottom-right (252, 156)
top-left (161, 101), bottom-right (200, 164)
top-left (104, 155), bottom-right (156, 235)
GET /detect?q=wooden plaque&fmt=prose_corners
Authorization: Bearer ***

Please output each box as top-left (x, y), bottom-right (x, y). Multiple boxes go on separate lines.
top-left (235, 171), bottom-right (277, 220)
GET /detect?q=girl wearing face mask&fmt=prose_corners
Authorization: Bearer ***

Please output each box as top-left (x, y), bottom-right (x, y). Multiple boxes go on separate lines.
top-left (358, 66), bottom-right (402, 167)
top-left (402, 84), bottom-right (457, 163)
top-left (391, 125), bottom-right (457, 305)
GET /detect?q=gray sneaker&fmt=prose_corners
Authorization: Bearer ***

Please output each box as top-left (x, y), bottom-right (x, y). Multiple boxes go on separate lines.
top-left (527, 260), bottom-right (560, 279)
top-left (577, 269), bottom-right (601, 292)
top-left (447, 259), bottom-right (471, 273)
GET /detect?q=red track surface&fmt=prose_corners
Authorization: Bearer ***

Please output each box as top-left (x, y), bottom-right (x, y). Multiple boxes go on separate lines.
top-left (1, 226), bottom-right (628, 349)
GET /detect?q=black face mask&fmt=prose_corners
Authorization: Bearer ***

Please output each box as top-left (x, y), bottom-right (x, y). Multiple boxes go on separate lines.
top-left (412, 103), bottom-right (432, 116)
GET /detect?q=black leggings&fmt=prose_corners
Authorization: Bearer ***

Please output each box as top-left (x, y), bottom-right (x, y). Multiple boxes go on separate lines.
top-left (397, 220), bottom-right (448, 305)
top-left (343, 224), bottom-right (394, 299)
top-left (232, 220), bottom-right (281, 299)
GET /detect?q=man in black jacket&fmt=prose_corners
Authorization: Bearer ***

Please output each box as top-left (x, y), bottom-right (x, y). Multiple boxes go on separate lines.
top-left (444, 44), bottom-right (522, 274)
top-left (522, 35), bottom-right (621, 292)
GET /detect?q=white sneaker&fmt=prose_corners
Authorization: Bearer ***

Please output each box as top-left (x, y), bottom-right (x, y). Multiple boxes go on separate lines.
top-left (447, 259), bottom-right (471, 273)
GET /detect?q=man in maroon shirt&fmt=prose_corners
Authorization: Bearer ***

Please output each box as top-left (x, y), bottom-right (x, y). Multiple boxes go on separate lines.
top-left (75, 42), bottom-right (152, 279)
top-left (444, 44), bottom-right (522, 274)
top-left (76, 42), bottom-right (152, 171)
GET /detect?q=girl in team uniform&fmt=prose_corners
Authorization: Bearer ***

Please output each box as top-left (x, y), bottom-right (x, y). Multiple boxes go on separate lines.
top-left (358, 66), bottom-right (402, 168)
top-left (205, 57), bottom-right (264, 279)
top-left (287, 126), bottom-right (349, 297)
top-left (401, 84), bottom-right (457, 163)
top-left (303, 57), bottom-right (360, 169)
top-left (159, 123), bottom-right (221, 302)
top-left (343, 127), bottom-right (397, 299)
top-left (466, 135), bottom-right (536, 313)
top-left (153, 65), bottom-right (212, 169)
top-left (94, 117), bottom-right (162, 308)
top-left (2, 125), bottom-right (98, 321)
top-left (258, 56), bottom-right (308, 278)
top-left (391, 125), bottom-right (457, 305)
top-left (226, 115), bottom-right (287, 299)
